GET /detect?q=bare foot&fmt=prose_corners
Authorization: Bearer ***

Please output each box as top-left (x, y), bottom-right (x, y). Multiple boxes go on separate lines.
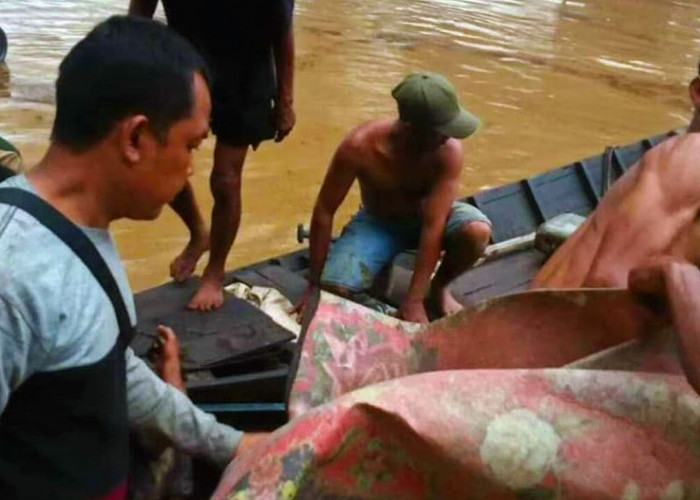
top-left (187, 274), bottom-right (225, 311)
top-left (169, 231), bottom-right (209, 282)
top-left (429, 286), bottom-right (464, 317)
top-left (155, 325), bottom-right (186, 392)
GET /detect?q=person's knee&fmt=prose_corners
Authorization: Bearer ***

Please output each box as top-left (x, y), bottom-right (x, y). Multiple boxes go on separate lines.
top-left (455, 221), bottom-right (491, 256)
top-left (210, 167), bottom-right (242, 201)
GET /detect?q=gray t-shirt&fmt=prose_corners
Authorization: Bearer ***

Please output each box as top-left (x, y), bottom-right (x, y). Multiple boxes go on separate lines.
top-left (0, 175), bottom-right (242, 465)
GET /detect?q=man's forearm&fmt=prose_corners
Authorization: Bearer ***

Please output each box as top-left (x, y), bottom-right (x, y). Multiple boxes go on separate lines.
top-left (274, 26), bottom-right (294, 106)
top-left (665, 263), bottom-right (700, 394)
top-left (125, 349), bottom-right (242, 465)
top-left (308, 210), bottom-right (333, 286)
top-left (128, 0), bottom-right (158, 17)
top-left (405, 226), bottom-right (443, 303)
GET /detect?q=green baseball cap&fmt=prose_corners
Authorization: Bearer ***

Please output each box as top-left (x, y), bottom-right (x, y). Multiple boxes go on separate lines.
top-left (391, 72), bottom-right (480, 139)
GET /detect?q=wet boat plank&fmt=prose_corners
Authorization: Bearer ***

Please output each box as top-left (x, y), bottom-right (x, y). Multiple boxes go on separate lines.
top-left (132, 278), bottom-right (294, 369)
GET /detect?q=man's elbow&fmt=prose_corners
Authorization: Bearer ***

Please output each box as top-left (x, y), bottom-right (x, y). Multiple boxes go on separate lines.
top-left (312, 203), bottom-right (334, 228)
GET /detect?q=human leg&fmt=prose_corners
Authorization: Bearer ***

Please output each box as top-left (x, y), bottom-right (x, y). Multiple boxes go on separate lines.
top-left (169, 181), bottom-right (210, 281)
top-left (188, 141), bottom-right (248, 311)
top-left (429, 203), bottom-right (491, 316)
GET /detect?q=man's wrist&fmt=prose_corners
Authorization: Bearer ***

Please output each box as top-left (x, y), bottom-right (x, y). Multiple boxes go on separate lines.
top-left (402, 295), bottom-right (423, 307)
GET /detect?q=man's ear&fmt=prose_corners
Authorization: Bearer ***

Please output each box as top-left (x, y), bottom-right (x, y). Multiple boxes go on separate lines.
top-left (119, 115), bottom-right (150, 165)
top-left (689, 77), bottom-right (700, 112)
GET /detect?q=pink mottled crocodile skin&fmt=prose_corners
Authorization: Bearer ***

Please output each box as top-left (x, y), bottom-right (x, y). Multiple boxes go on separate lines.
top-left (212, 290), bottom-right (698, 500)
top-left (290, 289), bottom-right (663, 417)
top-left (214, 370), bottom-right (700, 499)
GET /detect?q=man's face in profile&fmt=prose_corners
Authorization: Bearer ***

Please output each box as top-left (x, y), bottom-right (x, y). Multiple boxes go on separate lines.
top-left (128, 72), bottom-right (211, 220)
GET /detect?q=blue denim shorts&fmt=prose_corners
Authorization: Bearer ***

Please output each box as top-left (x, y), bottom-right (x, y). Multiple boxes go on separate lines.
top-left (321, 202), bottom-right (491, 292)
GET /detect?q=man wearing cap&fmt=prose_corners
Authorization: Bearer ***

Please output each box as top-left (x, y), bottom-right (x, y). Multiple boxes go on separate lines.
top-left (299, 72), bottom-right (491, 324)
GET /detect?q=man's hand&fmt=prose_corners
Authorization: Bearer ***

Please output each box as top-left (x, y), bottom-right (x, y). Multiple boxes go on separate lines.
top-left (149, 325), bottom-right (186, 392)
top-left (630, 258), bottom-right (700, 396)
top-left (274, 100), bottom-right (295, 142)
top-left (628, 256), bottom-right (681, 298)
top-left (399, 299), bottom-right (429, 325)
top-left (234, 432), bottom-right (270, 460)
top-left (290, 284), bottom-right (316, 324)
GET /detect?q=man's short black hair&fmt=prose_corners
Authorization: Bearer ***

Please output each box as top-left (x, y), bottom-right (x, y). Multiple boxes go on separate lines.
top-left (52, 15), bottom-right (210, 151)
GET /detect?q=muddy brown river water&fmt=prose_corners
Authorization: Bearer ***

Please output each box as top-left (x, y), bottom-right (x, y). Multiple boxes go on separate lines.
top-left (1, 0), bottom-right (700, 291)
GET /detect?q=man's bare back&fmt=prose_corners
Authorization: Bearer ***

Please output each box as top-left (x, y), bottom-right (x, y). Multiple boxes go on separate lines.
top-left (532, 133), bottom-right (700, 289)
top-left (348, 119), bottom-right (458, 218)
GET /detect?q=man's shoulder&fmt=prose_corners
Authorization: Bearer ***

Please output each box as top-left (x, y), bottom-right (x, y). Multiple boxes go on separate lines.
top-left (440, 138), bottom-right (463, 159)
top-left (640, 133), bottom-right (700, 172)
top-left (343, 119), bottom-right (386, 145)
top-left (433, 139), bottom-right (464, 176)
top-left (0, 204), bottom-right (122, 365)
top-left (331, 121), bottom-right (378, 167)
top-left (0, 215), bottom-right (65, 346)
top-left (338, 119), bottom-right (392, 157)
top-left (0, 188), bottom-right (88, 309)
top-left (0, 205), bottom-right (72, 296)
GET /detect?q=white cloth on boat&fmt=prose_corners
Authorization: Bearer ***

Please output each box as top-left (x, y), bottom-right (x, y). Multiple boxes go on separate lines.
top-left (225, 282), bottom-right (301, 339)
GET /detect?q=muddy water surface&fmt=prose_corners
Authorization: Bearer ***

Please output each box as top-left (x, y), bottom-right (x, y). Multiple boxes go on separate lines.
top-left (1, 0), bottom-right (700, 291)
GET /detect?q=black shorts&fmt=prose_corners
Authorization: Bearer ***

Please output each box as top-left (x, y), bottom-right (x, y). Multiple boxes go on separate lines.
top-left (209, 57), bottom-right (278, 148)
top-left (161, 0), bottom-right (294, 147)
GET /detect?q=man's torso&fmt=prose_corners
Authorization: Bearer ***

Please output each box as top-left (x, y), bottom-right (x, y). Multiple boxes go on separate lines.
top-left (533, 133), bottom-right (700, 288)
top-left (160, 0), bottom-right (289, 73)
top-left (351, 120), bottom-right (456, 219)
top-left (0, 176), bottom-right (136, 372)
top-left (0, 175), bottom-right (137, 498)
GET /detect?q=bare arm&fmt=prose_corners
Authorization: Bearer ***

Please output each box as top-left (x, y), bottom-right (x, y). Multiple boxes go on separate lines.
top-left (126, 347), bottom-right (243, 465)
top-left (308, 143), bottom-right (359, 287)
top-left (629, 258), bottom-right (700, 395)
top-left (128, 0), bottom-right (158, 17)
top-left (272, 0), bottom-right (295, 142)
top-left (401, 144), bottom-right (462, 322)
top-left (663, 262), bottom-right (700, 394)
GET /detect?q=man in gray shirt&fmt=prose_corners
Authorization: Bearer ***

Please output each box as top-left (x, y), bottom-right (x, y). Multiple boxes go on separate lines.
top-left (0, 16), bottom-right (264, 500)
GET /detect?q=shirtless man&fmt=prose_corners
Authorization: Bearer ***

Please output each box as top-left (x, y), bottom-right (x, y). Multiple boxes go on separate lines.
top-left (531, 74), bottom-right (700, 289)
top-left (299, 72), bottom-right (492, 324)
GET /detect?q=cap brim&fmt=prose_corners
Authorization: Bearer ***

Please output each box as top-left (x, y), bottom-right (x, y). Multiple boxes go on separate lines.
top-left (435, 108), bottom-right (480, 139)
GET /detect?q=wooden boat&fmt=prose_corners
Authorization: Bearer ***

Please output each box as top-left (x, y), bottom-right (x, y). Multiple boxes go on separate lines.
top-left (131, 128), bottom-right (679, 432)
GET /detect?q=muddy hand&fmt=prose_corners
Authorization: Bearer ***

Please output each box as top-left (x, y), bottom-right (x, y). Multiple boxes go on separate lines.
top-left (274, 101), bottom-right (295, 142)
top-left (290, 284), bottom-right (317, 324)
top-left (155, 325), bottom-right (186, 392)
top-left (398, 300), bottom-right (429, 325)
top-left (628, 256), bottom-right (687, 298)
